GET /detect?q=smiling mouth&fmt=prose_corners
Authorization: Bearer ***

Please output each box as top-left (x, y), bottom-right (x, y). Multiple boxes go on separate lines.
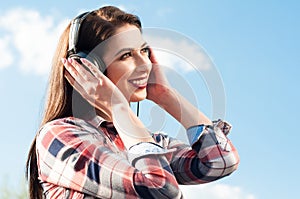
top-left (128, 77), bottom-right (148, 88)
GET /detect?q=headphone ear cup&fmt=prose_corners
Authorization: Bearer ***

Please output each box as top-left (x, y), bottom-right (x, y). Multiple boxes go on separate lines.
top-left (85, 52), bottom-right (106, 73)
top-left (68, 51), bottom-right (106, 73)
top-left (68, 51), bottom-right (88, 63)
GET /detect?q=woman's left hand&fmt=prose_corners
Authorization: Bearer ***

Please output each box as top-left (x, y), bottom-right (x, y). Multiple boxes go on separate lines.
top-left (146, 49), bottom-right (173, 105)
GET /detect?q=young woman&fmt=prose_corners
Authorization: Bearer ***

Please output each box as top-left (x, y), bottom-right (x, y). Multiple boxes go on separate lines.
top-left (26, 6), bottom-right (239, 199)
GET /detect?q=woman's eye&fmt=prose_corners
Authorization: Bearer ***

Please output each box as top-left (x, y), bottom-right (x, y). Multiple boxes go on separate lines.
top-left (120, 52), bottom-right (132, 60)
top-left (141, 47), bottom-right (150, 55)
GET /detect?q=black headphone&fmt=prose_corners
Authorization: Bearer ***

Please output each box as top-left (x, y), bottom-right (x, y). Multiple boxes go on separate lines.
top-left (67, 11), bottom-right (106, 72)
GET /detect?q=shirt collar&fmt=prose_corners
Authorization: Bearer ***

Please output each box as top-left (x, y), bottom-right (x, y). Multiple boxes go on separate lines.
top-left (82, 110), bottom-right (106, 129)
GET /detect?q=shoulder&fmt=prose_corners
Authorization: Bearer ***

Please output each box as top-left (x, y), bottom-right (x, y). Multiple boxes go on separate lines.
top-left (37, 117), bottom-right (105, 147)
top-left (42, 116), bottom-right (95, 130)
top-left (39, 117), bottom-right (96, 135)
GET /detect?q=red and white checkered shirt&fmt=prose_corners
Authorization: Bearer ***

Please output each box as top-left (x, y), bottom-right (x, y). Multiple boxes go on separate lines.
top-left (36, 116), bottom-right (239, 198)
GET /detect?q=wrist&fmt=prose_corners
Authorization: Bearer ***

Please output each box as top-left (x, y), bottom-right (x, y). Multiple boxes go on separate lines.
top-left (156, 88), bottom-right (178, 108)
top-left (112, 104), bottom-right (154, 149)
top-left (111, 103), bottom-right (131, 119)
top-left (151, 86), bottom-right (176, 106)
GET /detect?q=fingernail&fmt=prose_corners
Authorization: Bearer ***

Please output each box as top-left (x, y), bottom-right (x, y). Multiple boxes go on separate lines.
top-left (80, 58), bottom-right (87, 64)
top-left (61, 58), bottom-right (66, 64)
top-left (68, 58), bottom-right (73, 63)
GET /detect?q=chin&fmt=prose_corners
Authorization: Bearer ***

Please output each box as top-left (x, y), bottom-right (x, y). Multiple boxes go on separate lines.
top-left (130, 96), bottom-right (146, 102)
top-left (129, 91), bottom-right (147, 102)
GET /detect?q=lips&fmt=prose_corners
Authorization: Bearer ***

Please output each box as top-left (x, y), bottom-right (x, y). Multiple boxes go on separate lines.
top-left (128, 75), bottom-right (148, 89)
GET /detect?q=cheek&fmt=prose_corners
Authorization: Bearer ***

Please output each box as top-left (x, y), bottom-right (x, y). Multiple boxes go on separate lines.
top-left (106, 63), bottom-right (132, 85)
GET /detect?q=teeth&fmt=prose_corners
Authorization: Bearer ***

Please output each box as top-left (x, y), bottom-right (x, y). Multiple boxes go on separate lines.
top-left (131, 78), bottom-right (147, 86)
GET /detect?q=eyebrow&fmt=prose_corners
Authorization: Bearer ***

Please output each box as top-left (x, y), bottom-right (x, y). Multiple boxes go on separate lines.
top-left (114, 42), bottom-right (148, 57)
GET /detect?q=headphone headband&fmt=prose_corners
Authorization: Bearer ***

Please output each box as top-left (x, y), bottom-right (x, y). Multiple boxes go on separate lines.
top-left (67, 11), bottom-right (106, 73)
top-left (68, 11), bottom-right (91, 54)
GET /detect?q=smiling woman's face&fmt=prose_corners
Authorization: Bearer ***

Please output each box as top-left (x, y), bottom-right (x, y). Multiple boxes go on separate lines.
top-left (103, 24), bottom-right (152, 102)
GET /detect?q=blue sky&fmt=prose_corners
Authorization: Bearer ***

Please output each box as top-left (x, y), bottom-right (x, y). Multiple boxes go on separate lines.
top-left (0, 0), bottom-right (299, 198)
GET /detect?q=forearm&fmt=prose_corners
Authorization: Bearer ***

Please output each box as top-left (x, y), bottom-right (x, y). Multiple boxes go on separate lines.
top-left (157, 88), bottom-right (212, 129)
top-left (112, 104), bottom-right (154, 149)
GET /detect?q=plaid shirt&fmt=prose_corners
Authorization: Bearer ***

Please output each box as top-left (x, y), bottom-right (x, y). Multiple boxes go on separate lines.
top-left (36, 116), bottom-right (239, 198)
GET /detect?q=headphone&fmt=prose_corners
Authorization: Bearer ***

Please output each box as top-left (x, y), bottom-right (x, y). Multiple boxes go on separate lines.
top-left (67, 11), bottom-right (106, 72)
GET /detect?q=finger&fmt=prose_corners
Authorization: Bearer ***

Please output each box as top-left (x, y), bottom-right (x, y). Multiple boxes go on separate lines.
top-left (67, 77), bottom-right (99, 110)
top-left (80, 58), bottom-right (105, 79)
top-left (64, 68), bottom-right (85, 92)
top-left (149, 47), bottom-right (159, 64)
top-left (68, 58), bottom-right (96, 81)
top-left (63, 58), bottom-right (99, 97)
top-left (63, 58), bottom-right (80, 78)
top-left (64, 69), bottom-right (75, 86)
top-left (64, 69), bottom-right (90, 99)
top-left (80, 58), bottom-right (120, 91)
top-left (63, 58), bottom-right (87, 86)
top-left (67, 58), bottom-right (105, 91)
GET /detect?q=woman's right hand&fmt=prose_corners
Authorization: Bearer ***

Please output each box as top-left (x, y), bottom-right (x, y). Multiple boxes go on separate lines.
top-left (62, 57), bottom-right (128, 121)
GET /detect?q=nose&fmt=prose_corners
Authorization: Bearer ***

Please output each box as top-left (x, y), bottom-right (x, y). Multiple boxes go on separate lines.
top-left (134, 51), bottom-right (152, 72)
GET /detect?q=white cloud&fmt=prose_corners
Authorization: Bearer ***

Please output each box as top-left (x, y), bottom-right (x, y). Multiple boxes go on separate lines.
top-left (0, 8), bottom-right (69, 75)
top-left (143, 28), bottom-right (213, 73)
top-left (0, 36), bottom-right (13, 69)
top-left (180, 183), bottom-right (256, 199)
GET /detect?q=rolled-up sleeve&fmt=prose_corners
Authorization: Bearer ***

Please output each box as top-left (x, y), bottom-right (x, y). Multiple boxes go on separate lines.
top-left (165, 119), bottom-right (240, 185)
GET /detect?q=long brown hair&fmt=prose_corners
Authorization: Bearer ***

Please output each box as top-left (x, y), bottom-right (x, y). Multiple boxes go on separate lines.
top-left (26, 6), bottom-right (142, 199)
